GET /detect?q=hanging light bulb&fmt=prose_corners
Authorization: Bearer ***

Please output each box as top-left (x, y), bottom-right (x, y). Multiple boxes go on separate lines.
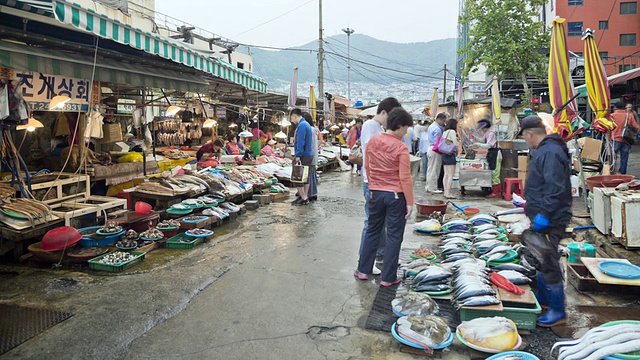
top-left (17, 117), bottom-right (44, 132)
top-left (49, 95), bottom-right (71, 110)
top-left (274, 131), bottom-right (288, 139)
top-left (320, 129), bottom-right (329, 135)
top-left (228, 123), bottom-right (238, 128)
top-left (239, 130), bottom-right (253, 138)
top-left (203, 119), bottom-right (217, 128)
top-left (279, 118), bottom-right (291, 127)
top-left (166, 105), bottom-right (182, 117)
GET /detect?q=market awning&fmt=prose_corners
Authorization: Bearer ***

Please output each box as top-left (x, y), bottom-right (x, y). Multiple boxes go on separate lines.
top-left (0, 41), bottom-right (210, 92)
top-left (575, 67), bottom-right (640, 97)
top-left (0, 0), bottom-right (52, 15)
top-left (51, 0), bottom-right (267, 93)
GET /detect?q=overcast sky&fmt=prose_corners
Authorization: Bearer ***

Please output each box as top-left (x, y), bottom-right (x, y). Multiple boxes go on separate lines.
top-left (154, 0), bottom-right (459, 48)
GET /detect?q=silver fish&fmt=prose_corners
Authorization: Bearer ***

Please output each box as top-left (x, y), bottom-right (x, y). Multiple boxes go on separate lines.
top-left (455, 295), bottom-right (500, 309)
top-left (496, 270), bottom-right (531, 285)
top-left (412, 267), bottom-right (452, 285)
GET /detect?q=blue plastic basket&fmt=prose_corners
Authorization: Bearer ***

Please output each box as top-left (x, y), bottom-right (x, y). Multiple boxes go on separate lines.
top-left (78, 226), bottom-right (120, 247)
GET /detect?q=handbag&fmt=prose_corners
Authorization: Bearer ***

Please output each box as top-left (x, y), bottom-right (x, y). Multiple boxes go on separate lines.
top-left (622, 113), bottom-right (638, 145)
top-left (348, 144), bottom-right (363, 165)
top-left (432, 136), bottom-right (443, 154)
top-left (437, 139), bottom-right (457, 155)
top-left (290, 160), bottom-right (309, 184)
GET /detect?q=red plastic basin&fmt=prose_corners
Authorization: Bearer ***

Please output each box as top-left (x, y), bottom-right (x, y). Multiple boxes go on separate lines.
top-left (415, 200), bottom-right (448, 215)
top-left (41, 226), bottom-right (82, 251)
top-left (585, 175), bottom-right (634, 192)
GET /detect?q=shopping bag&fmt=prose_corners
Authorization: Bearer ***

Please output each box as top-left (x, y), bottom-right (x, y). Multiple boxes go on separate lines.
top-left (290, 161), bottom-right (309, 184)
top-left (348, 145), bottom-right (363, 165)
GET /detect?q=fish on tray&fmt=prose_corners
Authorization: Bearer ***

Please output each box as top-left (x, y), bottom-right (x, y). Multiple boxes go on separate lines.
top-left (455, 295), bottom-right (501, 309)
top-left (552, 322), bottom-right (640, 360)
top-left (412, 267), bottom-right (452, 285)
top-left (496, 270), bottom-right (531, 285)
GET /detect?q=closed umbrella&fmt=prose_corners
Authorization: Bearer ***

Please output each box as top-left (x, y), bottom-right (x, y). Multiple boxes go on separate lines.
top-left (309, 85), bottom-right (316, 121)
top-left (548, 18), bottom-right (576, 140)
top-left (583, 28), bottom-right (614, 170)
top-left (288, 67), bottom-right (298, 110)
top-left (323, 97), bottom-right (332, 125)
top-left (430, 87), bottom-right (439, 120)
top-left (491, 76), bottom-right (501, 125)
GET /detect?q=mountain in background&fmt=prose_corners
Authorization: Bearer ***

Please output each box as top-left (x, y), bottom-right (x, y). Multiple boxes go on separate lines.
top-left (241, 34), bottom-right (457, 90)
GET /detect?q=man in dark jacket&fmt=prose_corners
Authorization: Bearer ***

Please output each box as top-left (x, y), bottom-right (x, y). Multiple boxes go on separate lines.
top-left (520, 115), bottom-right (572, 328)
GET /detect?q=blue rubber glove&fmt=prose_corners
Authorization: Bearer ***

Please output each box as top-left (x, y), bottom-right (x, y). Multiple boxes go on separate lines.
top-left (532, 214), bottom-right (550, 232)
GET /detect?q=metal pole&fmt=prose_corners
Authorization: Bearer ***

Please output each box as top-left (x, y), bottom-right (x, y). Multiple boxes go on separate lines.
top-left (318, 0), bottom-right (324, 101)
top-left (443, 64), bottom-right (447, 103)
top-left (342, 27), bottom-right (355, 101)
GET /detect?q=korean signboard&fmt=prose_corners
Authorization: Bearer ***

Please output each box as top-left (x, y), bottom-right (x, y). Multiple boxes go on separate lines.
top-left (12, 71), bottom-right (99, 112)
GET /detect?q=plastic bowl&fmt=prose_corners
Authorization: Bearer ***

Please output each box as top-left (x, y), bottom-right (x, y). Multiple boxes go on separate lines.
top-left (415, 200), bottom-right (448, 215)
top-left (41, 226), bottom-right (82, 251)
top-left (464, 207), bottom-right (480, 216)
top-left (135, 201), bottom-right (153, 215)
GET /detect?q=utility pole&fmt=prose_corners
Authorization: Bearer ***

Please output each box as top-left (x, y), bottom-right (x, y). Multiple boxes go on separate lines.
top-left (443, 64), bottom-right (447, 103)
top-left (318, 0), bottom-right (324, 102)
top-left (342, 27), bottom-right (355, 102)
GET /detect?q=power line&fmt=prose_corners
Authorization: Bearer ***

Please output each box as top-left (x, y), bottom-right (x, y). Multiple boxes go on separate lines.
top-left (233, 0), bottom-right (315, 38)
top-left (326, 37), bottom-right (443, 75)
top-left (239, 42), bottom-right (444, 80)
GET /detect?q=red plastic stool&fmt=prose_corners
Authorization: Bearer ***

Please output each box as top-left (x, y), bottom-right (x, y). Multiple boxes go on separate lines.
top-left (503, 178), bottom-right (523, 201)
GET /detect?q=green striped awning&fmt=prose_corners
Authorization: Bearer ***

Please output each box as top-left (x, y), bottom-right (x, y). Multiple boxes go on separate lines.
top-left (0, 41), bottom-right (210, 92)
top-left (52, 0), bottom-right (267, 93)
top-left (0, 0), bottom-right (52, 15)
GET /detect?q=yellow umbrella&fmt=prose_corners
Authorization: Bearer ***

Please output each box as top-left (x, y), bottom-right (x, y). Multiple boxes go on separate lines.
top-left (491, 76), bottom-right (501, 125)
top-left (548, 18), bottom-right (575, 139)
top-left (430, 88), bottom-right (439, 120)
top-left (309, 85), bottom-right (316, 121)
top-left (583, 28), bottom-right (611, 122)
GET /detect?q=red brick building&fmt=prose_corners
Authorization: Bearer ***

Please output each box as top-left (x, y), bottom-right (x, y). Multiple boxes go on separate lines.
top-left (555, 0), bottom-right (639, 76)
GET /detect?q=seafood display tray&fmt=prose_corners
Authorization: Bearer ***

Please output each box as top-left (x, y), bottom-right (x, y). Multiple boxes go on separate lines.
top-left (88, 251), bottom-right (145, 273)
top-left (179, 215), bottom-right (214, 230)
top-left (78, 226), bottom-right (121, 247)
top-left (459, 292), bottom-right (542, 331)
top-left (165, 233), bottom-right (204, 249)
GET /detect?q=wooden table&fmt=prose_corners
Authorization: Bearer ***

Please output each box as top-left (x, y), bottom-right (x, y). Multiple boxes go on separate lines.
top-left (581, 257), bottom-right (640, 286)
top-left (0, 219), bottom-right (65, 259)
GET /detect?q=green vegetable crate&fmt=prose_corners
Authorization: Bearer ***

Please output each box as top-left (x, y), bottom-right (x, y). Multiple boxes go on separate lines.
top-left (165, 233), bottom-right (203, 249)
top-left (459, 292), bottom-right (542, 330)
top-left (88, 251), bottom-right (145, 273)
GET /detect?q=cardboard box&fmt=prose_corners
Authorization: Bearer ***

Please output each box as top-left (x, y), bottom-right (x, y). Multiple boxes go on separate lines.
top-left (518, 155), bottom-right (528, 187)
top-left (578, 138), bottom-right (602, 162)
top-left (98, 123), bottom-right (123, 143)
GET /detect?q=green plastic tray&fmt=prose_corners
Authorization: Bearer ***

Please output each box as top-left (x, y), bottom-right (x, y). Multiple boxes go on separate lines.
top-left (165, 233), bottom-right (203, 249)
top-left (459, 291), bottom-right (542, 330)
top-left (88, 251), bottom-right (145, 273)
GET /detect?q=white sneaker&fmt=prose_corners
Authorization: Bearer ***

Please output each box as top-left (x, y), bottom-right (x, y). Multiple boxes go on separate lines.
top-left (372, 266), bottom-right (382, 275)
top-left (432, 190), bottom-right (443, 194)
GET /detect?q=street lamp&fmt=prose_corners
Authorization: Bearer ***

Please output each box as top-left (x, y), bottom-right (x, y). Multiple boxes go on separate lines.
top-left (342, 27), bottom-right (355, 102)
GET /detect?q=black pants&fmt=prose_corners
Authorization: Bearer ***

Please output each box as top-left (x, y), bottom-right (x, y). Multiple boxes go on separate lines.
top-left (437, 164), bottom-right (444, 190)
top-left (540, 227), bottom-right (565, 284)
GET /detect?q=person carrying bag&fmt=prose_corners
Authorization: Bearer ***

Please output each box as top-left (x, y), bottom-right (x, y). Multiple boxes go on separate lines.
top-left (290, 159), bottom-right (309, 184)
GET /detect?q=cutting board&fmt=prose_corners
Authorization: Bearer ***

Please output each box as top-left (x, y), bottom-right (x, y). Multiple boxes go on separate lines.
top-left (499, 285), bottom-right (535, 305)
top-left (581, 258), bottom-right (640, 286)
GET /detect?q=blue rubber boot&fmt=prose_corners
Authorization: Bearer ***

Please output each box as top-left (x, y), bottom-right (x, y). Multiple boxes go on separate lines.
top-left (534, 273), bottom-right (549, 309)
top-left (537, 282), bottom-right (566, 327)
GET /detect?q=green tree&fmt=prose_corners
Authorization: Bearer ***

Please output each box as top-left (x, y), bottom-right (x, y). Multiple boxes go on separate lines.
top-left (459, 0), bottom-right (549, 107)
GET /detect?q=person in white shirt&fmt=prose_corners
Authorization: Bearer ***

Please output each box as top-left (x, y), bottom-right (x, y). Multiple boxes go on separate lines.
top-left (358, 97), bottom-right (402, 274)
top-left (418, 123), bottom-right (430, 180)
top-left (402, 126), bottom-right (417, 154)
top-left (414, 120), bottom-right (426, 154)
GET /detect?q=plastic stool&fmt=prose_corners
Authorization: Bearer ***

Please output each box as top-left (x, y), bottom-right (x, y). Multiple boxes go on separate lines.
top-left (503, 178), bottom-right (523, 201)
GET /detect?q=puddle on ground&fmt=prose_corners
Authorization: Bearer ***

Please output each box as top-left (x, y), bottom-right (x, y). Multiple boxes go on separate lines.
top-left (553, 305), bottom-right (640, 338)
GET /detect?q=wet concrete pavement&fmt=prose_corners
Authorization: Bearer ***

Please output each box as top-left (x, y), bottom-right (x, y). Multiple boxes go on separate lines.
top-left (2, 158), bottom-right (640, 359)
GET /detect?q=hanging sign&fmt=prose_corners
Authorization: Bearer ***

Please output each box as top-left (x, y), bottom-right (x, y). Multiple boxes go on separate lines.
top-left (216, 107), bottom-right (227, 119)
top-left (13, 71), bottom-right (96, 111)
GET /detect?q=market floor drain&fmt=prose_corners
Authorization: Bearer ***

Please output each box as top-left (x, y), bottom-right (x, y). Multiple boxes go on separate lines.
top-left (307, 326), bottom-right (350, 341)
top-left (0, 304), bottom-right (73, 355)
